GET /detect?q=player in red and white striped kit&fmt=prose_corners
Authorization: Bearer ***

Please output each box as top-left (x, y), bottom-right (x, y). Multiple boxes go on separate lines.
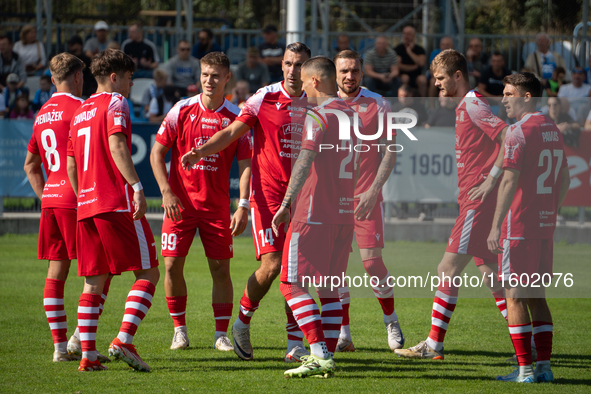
top-left (331, 50), bottom-right (404, 353)
top-left (151, 52), bottom-right (252, 352)
top-left (181, 43), bottom-right (311, 362)
top-left (396, 49), bottom-right (510, 360)
top-left (67, 49), bottom-right (159, 372)
top-left (489, 73), bottom-right (570, 383)
top-left (24, 53), bottom-right (88, 363)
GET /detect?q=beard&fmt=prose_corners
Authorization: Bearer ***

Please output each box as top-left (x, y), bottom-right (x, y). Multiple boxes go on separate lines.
top-left (339, 82), bottom-right (359, 94)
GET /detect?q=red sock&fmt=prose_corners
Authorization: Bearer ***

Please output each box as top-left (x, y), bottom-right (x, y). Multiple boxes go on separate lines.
top-left (509, 323), bottom-right (533, 366)
top-left (320, 297), bottom-right (342, 354)
top-left (238, 293), bottom-right (259, 325)
top-left (44, 278), bottom-right (67, 345)
top-left (78, 293), bottom-right (101, 354)
top-left (363, 257), bottom-right (395, 316)
top-left (532, 321), bottom-right (553, 362)
top-left (338, 286), bottom-right (350, 326)
top-left (281, 283), bottom-right (323, 346)
top-left (427, 283), bottom-right (459, 351)
top-left (167, 296), bottom-right (187, 328)
top-left (213, 303), bottom-right (233, 337)
top-left (286, 309), bottom-right (304, 342)
top-left (98, 276), bottom-right (112, 317)
top-left (492, 290), bottom-right (508, 321)
top-left (118, 280), bottom-right (155, 343)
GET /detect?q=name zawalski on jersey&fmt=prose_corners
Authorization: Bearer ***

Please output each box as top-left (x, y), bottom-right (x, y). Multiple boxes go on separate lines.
top-left (73, 108), bottom-right (97, 125)
top-left (34, 110), bottom-right (63, 126)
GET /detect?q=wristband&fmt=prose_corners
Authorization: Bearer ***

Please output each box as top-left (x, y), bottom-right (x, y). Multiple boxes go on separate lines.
top-left (281, 201), bottom-right (291, 209)
top-left (490, 165), bottom-right (503, 179)
top-left (131, 182), bottom-right (143, 192)
top-left (238, 199), bottom-right (250, 209)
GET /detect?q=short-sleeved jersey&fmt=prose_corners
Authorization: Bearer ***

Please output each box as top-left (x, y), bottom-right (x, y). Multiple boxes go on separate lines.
top-left (67, 92), bottom-right (134, 220)
top-left (155, 94), bottom-right (252, 217)
top-left (339, 87), bottom-right (393, 201)
top-left (501, 112), bottom-right (567, 239)
top-left (28, 93), bottom-right (84, 209)
top-left (292, 99), bottom-right (358, 225)
top-left (235, 82), bottom-right (306, 205)
top-left (455, 90), bottom-right (507, 203)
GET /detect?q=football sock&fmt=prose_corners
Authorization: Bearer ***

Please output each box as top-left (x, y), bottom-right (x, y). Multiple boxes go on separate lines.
top-left (281, 282), bottom-right (324, 355)
top-left (338, 286), bottom-right (351, 339)
top-left (286, 309), bottom-right (304, 351)
top-left (44, 278), bottom-right (67, 352)
top-left (426, 283), bottom-right (458, 351)
top-left (492, 290), bottom-right (508, 321)
top-left (362, 257), bottom-right (396, 318)
top-left (98, 276), bottom-right (112, 317)
top-left (117, 280), bottom-right (155, 345)
top-left (318, 289), bottom-right (342, 355)
top-left (509, 323), bottom-right (533, 366)
top-left (213, 303), bottom-right (233, 340)
top-left (166, 295), bottom-right (187, 329)
top-left (236, 293), bottom-right (259, 328)
top-left (532, 321), bottom-right (553, 363)
top-left (78, 292), bottom-right (101, 361)
top-left (309, 342), bottom-right (331, 360)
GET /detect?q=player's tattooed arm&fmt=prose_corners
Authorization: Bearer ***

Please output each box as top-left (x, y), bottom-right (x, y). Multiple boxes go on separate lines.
top-left (468, 126), bottom-right (508, 202)
top-left (23, 152), bottom-right (45, 200)
top-left (272, 149), bottom-right (317, 236)
top-left (355, 136), bottom-right (397, 220)
top-left (67, 156), bottom-right (78, 196)
top-left (487, 167), bottom-right (520, 254)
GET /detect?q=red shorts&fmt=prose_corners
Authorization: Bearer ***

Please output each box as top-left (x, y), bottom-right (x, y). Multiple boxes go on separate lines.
top-left (499, 238), bottom-right (553, 282)
top-left (354, 201), bottom-right (385, 249)
top-left (281, 221), bottom-right (355, 284)
top-left (160, 213), bottom-right (232, 260)
top-left (251, 201), bottom-right (286, 260)
top-left (77, 212), bottom-right (159, 277)
top-left (446, 197), bottom-right (497, 264)
top-left (38, 208), bottom-right (77, 261)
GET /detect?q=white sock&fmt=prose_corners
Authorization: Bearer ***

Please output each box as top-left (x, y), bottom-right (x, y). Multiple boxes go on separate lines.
top-left (55, 341), bottom-right (67, 353)
top-left (214, 331), bottom-right (227, 341)
top-left (519, 364), bottom-right (534, 376)
top-left (117, 332), bottom-right (133, 344)
top-left (175, 325), bottom-right (187, 333)
top-left (535, 360), bottom-right (551, 371)
top-left (82, 350), bottom-right (98, 362)
top-left (426, 337), bottom-right (443, 351)
top-left (339, 325), bottom-right (351, 340)
top-left (233, 318), bottom-right (249, 330)
top-left (383, 310), bottom-right (399, 325)
top-left (287, 339), bottom-right (304, 353)
top-left (73, 326), bottom-right (80, 340)
top-left (310, 342), bottom-right (330, 360)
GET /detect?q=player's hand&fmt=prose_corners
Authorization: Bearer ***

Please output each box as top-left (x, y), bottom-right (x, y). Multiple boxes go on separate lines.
top-left (181, 148), bottom-right (203, 170)
top-left (133, 190), bottom-right (147, 220)
top-left (354, 190), bottom-right (378, 221)
top-left (230, 206), bottom-right (248, 236)
top-left (487, 227), bottom-right (503, 254)
top-left (272, 205), bottom-right (290, 237)
top-left (162, 190), bottom-right (184, 222)
top-left (467, 176), bottom-right (496, 202)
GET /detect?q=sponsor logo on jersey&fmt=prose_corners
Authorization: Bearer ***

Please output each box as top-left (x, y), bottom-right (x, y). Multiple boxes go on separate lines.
top-left (190, 114), bottom-right (196, 122)
top-left (281, 123), bottom-right (304, 137)
top-left (483, 114), bottom-right (502, 128)
top-left (202, 118), bottom-right (219, 124)
top-left (113, 110), bottom-right (126, 127)
top-left (34, 110), bottom-right (63, 126)
top-left (455, 134), bottom-right (460, 147)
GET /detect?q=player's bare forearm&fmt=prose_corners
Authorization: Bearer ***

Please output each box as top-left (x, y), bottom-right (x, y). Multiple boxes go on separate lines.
top-left (23, 152), bottom-right (45, 200)
top-left (67, 156), bottom-right (78, 196)
top-left (491, 169), bottom-right (520, 230)
top-left (238, 159), bottom-right (252, 200)
top-left (282, 149), bottom-right (317, 207)
top-left (369, 138), bottom-right (397, 195)
top-left (493, 127), bottom-right (508, 167)
top-left (150, 141), bottom-right (172, 195)
top-left (196, 121), bottom-right (250, 159)
top-left (558, 167), bottom-right (571, 208)
top-left (108, 133), bottom-right (140, 186)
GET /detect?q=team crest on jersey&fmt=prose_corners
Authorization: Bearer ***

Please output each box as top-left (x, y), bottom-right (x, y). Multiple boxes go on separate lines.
top-left (505, 143), bottom-right (520, 159)
top-left (190, 114), bottom-right (196, 122)
top-left (282, 123), bottom-right (304, 137)
top-left (275, 102), bottom-right (282, 110)
top-left (222, 118), bottom-right (230, 128)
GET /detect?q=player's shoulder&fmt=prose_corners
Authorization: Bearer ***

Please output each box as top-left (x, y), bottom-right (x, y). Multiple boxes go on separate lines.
top-left (219, 99), bottom-right (241, 117)
top-left (358, 87), bottom-right (383, 99)
top-left (252, 82), bottom-right (284, 99)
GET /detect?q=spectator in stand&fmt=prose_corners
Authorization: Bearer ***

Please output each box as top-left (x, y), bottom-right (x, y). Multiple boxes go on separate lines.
top-left (227, 79), bottom-right (250, 107)
top-left (544, 66), bottom-right (565, 97)
top-left (122, 23), bottom-right (160, 78)
top-left (13, 25), bottom-right (46, 76)
top-left (235, 47), bottom-right (270, 93)
top-left (465, 37), bottom-right (489, 88)
top-left (330, 33), bottom-right (354, 57)
top-left (67, 35), bottom-right (98, 97)
top-left (558, 66), bottom-right (591, 120)
top-left (164, 40), bottom-right (201, 96)
top-left (0, 35), bottom-right (27, 90)
top-left (547, 96), bottom-right (581, 147)
top-left (391, 84), bottom-right (427, 126)
top-left (84, 21), bottom-right (114, 58)
top-left (425, 91), bottom-right (457, 128)
top-left (524, 33), bottom-right (566, 84)
top-left (9, 93), bottom-right (34, 119)
top-left (364, 35), bottom-right (399, 96)
top-left (3, 73), bottom-right (24, 115)
top-left (32, 75), bottom-right (56, 111)
top-left (142, 69), bottom-right (168, 115)
top-left (394, 24), bottom-right (427, 97)
top-left (427, 36), bottom-right (454, 98)
top-left (259, 24), bottom-right (285, 83)
top-left (478, 52), bottom-right (511, 98)
top-left (183, 83), bottom-right (199, 99)
top-left (191, 28), bottom-right (222, 59)
top-left (147, 85), bottom-right (180, 123)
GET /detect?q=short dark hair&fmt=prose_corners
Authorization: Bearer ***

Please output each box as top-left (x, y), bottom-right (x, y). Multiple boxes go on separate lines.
top-left (178, 39), bottom-right (190, 46)
top-left (49, 52), bottom-right (85, 83)
top-left (431, 49), bottom-right (469, 82)
top-left (503, 72), bottom-right (542, 98)
top-left (200, 28), bottom-right (214, 39)
top-left (40, 75), bottom-right (52, 84)
top-left (492, 52), bottom-right (504, 58)
top-left (302, 56), bottom-right (336, 82)
top-left (333, 49), bottom-right (364, 67)
top-left (90, 49), bottom-right (136, 82)
top-left (200, 51), bottom-right (230, 72)
top-left (68, 35), bottom-right (83, 47)
top-left (0, 35), bottom-right (13, 45)
top-left (286, 42), bottom-right (311, 58)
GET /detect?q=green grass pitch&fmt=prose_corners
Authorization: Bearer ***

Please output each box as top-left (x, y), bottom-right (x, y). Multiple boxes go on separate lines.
top-left (0, 234), bottom-right (590, 393)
